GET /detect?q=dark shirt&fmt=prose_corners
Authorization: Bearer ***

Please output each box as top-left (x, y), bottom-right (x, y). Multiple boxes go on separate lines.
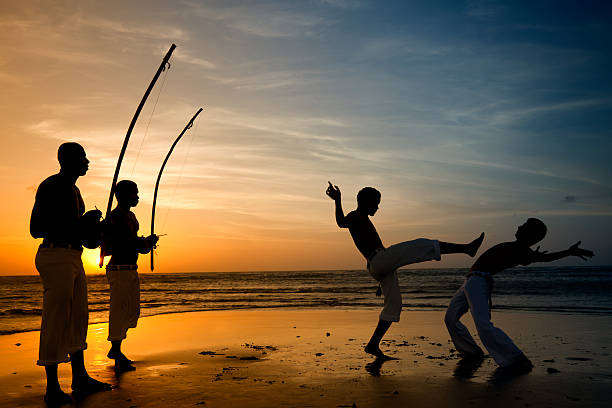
top-left (104, 207), bottom-right (152, 265)
top-left (30, 173), bottom-right (84, 247)
top-left (342, 210), bottom-right (384, 259)
top-left (470, 241), bottom-right (536, 275)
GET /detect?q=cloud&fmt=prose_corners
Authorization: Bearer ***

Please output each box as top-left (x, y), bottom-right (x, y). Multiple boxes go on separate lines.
top-left (205, 68), bottom-right (323, 91)
top-left (318, 0), bottom-right (364, 9)
top-left (20, 46), bottom-right (119, 67)
top-left (174, 50), bottom-right (215, 69)
top-left (71, 15), bottom-right (188, 42)
top-left (359, 36), bottom-right (450, 61)
top-left (184, 2), bottom-right (328, 38)
top-left (203, 107), bottom-right (346, 142)
top-left (465, 0), bottom-right (506, 19)
top-left (487, 98), bottom-right (612, 126)
top-left (302, 118), bottom-right (348, 128)
top-left (0, 8), bottom-right (186, 68)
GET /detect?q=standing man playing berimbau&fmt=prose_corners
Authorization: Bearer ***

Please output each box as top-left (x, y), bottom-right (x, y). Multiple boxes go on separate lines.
top-left (30, 142), bottom-right (111, 406)
top-left (103, 179), bottom-right (158, 372)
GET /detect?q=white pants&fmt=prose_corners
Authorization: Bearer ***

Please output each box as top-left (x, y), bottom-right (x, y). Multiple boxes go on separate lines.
top-left (106, 267), bottom-right (140, 341)
top-left (35, 248), bottom-right (88, 366)
top-left (445, 275), bottom-right (524, 367)
top-left (368, 239), bottom-right (441, 322)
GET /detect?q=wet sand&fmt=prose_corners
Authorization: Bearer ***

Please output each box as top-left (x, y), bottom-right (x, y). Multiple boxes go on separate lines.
top-left (1, 309), bottom-right (611, 407)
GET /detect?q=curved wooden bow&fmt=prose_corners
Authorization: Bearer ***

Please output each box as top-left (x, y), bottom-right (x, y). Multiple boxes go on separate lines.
top-left (99, 44), bottom-right (176, 267)
top-left (150, 107), bottom-right (204, 270)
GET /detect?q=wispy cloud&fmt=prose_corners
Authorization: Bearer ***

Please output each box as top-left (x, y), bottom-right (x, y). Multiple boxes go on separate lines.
top-left (173, 50), bottom-right (215, 69)
top-left (487, 98), bottom-right (612, 126)
top-left (204, 107), bottom-right (346, 142)
top-left (465, 0), bottom-right (507, 19)
top-left (0, 10), bottom-right (186, 67)
top-left (359, 36), bottom-right (451, 61)
top-left (184, 1), bottom-right (328, 38)
top-left (70, 15), bottom-right (188, 42)
top-left (318, 0), bottom-right (364, 9)
top-left (205, 69), bottom-right (322, 90)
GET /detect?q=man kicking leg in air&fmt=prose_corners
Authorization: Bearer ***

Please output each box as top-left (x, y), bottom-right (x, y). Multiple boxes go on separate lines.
top-left (326, 182), bottom-right (484, 359)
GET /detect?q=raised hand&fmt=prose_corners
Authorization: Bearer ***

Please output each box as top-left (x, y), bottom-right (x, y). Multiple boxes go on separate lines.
top-left (326, 181), bottom-right (341, 201)
top-left (568, 241), bottom-right (594, 260)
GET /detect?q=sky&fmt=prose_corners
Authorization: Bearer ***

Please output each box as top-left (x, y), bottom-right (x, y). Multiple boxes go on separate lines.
top-left (1, 0), bottom-right (611, 275)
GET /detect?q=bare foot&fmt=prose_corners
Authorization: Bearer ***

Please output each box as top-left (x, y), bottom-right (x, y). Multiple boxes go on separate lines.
top-left (364, 344), bottom-right (398, 360)
top-left (107, 349), bottom-right (133, 364)
top-left (114, 360), bottom-right (136, 372)
top-left (466, 232), bottom-right (485, 257)
top-left (71, 376), bottom-right (111, 395)
top-left (44, 388), bottom-right (72, 407)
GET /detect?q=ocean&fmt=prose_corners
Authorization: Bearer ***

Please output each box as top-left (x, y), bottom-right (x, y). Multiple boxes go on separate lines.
top-left (1, 266), bottom-right (611, 336)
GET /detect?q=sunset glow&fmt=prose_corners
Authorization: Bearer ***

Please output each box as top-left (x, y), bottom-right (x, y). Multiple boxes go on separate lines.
top-left (1, 1), bottom-right (611, 275)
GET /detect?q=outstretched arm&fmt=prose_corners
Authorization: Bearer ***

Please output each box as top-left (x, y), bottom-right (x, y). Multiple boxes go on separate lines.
top-left (326, 181), bottom-right (348, 228)
top-left (531, 241), bottom-right (594, 263)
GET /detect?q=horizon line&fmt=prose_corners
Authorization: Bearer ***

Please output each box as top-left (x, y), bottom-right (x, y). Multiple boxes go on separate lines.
top-left (2, 264), bottom-right (609, 277)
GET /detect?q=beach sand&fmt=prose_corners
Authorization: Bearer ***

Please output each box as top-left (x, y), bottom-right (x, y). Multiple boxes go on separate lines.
top-left (1, 309), bottom-right (611, 407)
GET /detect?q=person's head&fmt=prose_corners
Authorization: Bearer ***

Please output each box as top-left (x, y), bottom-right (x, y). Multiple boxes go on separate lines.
top-left (115, 180), bottom-right (139, 208)
top-left (357, 187), bottom-right (381, 216)
top-left (58, 142), bottom-right (88, 176)
top-left (515, 218), bottom-right (547, 246)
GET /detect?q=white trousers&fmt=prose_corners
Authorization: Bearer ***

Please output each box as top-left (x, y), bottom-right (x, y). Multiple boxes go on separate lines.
top-left (445, 275), bottom-right (524, 367)
top-left (106, 267), bottom-right (140, 341)
top-left (35, 248), bottom-right (88, 366)
top-left (368, 239), bottom-right (441, 322)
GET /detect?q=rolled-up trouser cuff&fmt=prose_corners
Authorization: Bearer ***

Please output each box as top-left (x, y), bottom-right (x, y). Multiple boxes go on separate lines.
top-left (379, 313), bottom-right (400, 322)
top-left (37, 357), bottom-right (71, 366)
top-left (36, 342), bottom-right (87, 366)
top-left (376, 269), bottom-right (402, 322)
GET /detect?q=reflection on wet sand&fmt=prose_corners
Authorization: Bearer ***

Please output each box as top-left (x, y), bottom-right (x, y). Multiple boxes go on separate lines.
top-left (1, 309), bottom-right (612, 407)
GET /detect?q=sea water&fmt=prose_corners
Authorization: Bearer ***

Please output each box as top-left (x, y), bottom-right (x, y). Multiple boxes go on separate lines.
top-left (1, 266), bottom-right (611, 335)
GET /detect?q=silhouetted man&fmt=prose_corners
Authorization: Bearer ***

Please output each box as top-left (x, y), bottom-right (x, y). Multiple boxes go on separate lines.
top-left (30, 142), bottom-right (110, 406)
top-left (103, 180), bottom-right (158, 372)
top-left (326, 182), bottom-right (484, 359)
top-left (445, 218), bottom-right (594, 375)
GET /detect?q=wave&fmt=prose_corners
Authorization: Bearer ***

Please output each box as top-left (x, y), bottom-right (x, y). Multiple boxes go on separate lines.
top-left (0, 308), bottom-right (43, 316)
top-left (0, 328), bottom-right (40, 336)
top-left (2, 266), bottom-right (612, 337)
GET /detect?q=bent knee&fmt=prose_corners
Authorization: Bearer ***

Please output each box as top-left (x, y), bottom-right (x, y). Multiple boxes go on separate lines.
top-left (444, 310), bottom-right (458, 327)
top-left (473, 318), bottom-right (496, 331)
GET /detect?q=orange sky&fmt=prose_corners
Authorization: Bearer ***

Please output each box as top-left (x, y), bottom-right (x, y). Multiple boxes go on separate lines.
top-left (1, 1), bottom-right (610, 275)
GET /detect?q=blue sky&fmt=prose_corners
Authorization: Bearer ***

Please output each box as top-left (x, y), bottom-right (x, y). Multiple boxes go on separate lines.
top-left (1, 0), bottom-right (611, 273)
